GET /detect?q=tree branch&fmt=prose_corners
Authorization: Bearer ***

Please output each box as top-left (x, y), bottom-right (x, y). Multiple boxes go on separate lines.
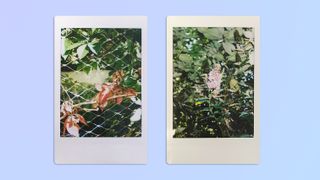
top-left (73, 92), bottom-right (141, 107)
top-left (73, 101), bottom-right (96, 107)
top-left (82, 108), bottom-right (99, 112)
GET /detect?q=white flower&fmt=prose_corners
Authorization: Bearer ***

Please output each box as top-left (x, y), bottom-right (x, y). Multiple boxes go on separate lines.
top-left (61, 100), bottom-right (73, 114)
top-left (65, 116), bottom-right (80, 137)
top-left (66, 125), bottom-right (79, 137)
top-left (130, 97), bottom-right (141, 105)
top-left (71, 115), bottom-right (80, 123)
top-left (130, 108), bottom-right (142, 122)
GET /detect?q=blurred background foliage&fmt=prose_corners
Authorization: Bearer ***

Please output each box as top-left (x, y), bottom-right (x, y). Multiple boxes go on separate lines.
top-left (60, 28), bottom-right (142, 137)
top-left (173, 27), bottom-right (255, 138)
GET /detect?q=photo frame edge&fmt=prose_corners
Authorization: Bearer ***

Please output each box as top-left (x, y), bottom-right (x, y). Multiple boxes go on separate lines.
top-left (166, 16), bottom-right (260, 164)
top-left (54, 16), bottom-right (148, 164)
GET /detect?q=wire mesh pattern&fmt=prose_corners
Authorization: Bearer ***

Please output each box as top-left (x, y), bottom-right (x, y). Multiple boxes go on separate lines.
top-left (60, 28), bottom-right (142, 137)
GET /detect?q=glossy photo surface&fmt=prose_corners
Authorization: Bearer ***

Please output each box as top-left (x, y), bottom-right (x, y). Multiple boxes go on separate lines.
top-left (60, 28), bottom-right (142, 137)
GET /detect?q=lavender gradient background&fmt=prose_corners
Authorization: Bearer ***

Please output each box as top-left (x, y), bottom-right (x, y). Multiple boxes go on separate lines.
top-left (0, 0), bottom-right (319, 179)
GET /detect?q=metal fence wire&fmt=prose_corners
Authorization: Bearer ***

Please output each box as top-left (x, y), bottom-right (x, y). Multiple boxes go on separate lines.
top-left (60, 28), bottom-right (142, 137)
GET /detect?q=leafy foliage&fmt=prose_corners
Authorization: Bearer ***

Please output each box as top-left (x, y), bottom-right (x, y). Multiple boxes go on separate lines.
top-left (173, 27), bottom-right (254, 138)
top-left (60, 28), bottom-right (142, 137)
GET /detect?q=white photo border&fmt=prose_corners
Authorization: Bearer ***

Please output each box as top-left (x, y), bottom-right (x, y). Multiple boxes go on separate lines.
top-left (167, 16), bottom-right (260, 164)
top-left (54, 16), bottom-right (147, 164)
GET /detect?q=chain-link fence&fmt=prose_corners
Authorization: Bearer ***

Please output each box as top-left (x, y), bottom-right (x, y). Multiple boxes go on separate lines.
top-left (60, 28), bottom-right (142, 137)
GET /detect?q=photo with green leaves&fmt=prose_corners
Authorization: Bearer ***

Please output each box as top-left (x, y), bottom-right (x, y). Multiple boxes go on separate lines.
top-left (60, 28), bottom-right (142, 137)
top-left (173, 27), bottom-right (255, 138)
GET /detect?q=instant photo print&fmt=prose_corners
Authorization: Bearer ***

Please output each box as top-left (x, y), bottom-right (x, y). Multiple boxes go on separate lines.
top-left (54, 16), bottom-right (147, 164)
top-left (167, 16), bottom-right (260, 164)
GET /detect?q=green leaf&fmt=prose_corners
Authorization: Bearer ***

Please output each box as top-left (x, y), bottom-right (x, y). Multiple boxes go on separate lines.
top-left (234, 64), bottom-right (251, 75)
top-left (214, 53), bottom-right (225, 62)
top-left (83, 65), bottom-right (92, 74)
top-left (239, 111), bottom-right (249, 118)
top-left (228, 53), bottom-right (236, 62)
top-left (173, 72), bottom-right (182, 78)
top-left (62, 54), bottom-right (68, 60)
top-left (64, 38), bottom-right (84, 51)
top-left (179, 54), bottom-right (193, 62)
top-left (236, 53), bottom-right (241, 62)
top-left (91, 28), bottom-right (96, 34)
top-left (245, 42), bottom-right (254, 51)
top-left (80, 30), bottom-right (88, 37)
top-left (224, 30), bottom-right (234, 41)
top-left (223, 42), bottom-right (235, 54)
top-left (91, 60), bottom-right (98, 70)
top-left (234, 29), bottom-right (242, 42)
top-left (88, 43), bottom-right (97, 55)
top-left (229, 79), bottom-right (240, 92)
top-left (77, 44), bottom-right (89, 59)
top-left (91, 38), bottom-right (100, 44)
top-left (241, 64), bottom-right (251, 72)
top-left (175, 127), bottom-right (186, 134)
top-left (197, 27), bottom-right (224, 41)
top-left (122, 76), bottom-right (136, 87)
